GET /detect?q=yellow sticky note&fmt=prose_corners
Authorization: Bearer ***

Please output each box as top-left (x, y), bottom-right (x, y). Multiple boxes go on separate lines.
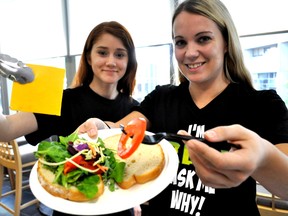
top-left (10, 64), bottom-right (65, 116)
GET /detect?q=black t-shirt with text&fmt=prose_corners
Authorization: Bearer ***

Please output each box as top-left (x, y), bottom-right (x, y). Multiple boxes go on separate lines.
top-left (133, 81), bottom-right (288, 216)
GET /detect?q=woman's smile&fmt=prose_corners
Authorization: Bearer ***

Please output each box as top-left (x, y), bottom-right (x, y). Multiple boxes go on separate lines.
top-left (173, 12), bottom-right (227, 84)
top-left (186, 62), bottom-right (205, 70)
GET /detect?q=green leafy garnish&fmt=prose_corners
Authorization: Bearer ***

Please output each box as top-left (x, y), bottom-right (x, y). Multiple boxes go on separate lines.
top-left (34, 141), bottom-right (70, 163)
top-left (34, 132), bottom-right (126, 198)
top-left (76, 175), bottom-right (100, 199)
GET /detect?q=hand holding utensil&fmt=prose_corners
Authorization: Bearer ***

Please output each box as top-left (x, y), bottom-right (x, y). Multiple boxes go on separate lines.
top-left (141, 132), bottom-right (240, 149)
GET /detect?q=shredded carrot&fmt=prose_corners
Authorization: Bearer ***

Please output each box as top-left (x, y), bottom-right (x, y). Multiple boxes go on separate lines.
top-left (96, 164), bottom-right (109, 172)
top-left (88, 143), bottom-right (96, 157)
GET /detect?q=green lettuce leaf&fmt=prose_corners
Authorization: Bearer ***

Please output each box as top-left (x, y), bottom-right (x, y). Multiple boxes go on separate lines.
top-left (34, 133), bottom-right (126, 198)
top-left (76, 175), bottom-right (100, 199)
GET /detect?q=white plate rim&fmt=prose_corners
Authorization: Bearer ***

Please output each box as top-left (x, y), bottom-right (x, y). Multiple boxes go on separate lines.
top-left (29, 128), bottom-right (179, 215)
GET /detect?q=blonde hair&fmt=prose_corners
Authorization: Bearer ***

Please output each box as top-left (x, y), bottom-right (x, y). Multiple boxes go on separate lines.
top-left (172, 0), bottom-right (253, 88)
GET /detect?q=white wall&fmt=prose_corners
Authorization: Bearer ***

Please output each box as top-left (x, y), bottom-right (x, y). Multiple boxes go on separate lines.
top-left (221, 0), bottom-right (288, 36)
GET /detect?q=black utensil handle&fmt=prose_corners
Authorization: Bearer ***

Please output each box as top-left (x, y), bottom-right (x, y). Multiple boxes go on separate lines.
top-left (166, 134), bottom-right (240, 150)
top-left (166, 134), bottom-right (194, 140)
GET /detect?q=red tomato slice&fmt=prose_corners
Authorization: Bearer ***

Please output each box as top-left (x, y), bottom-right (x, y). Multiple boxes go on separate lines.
top-left (64, 155), bottom-right (83, 174)
top-left (64, 155), bottom-right (103, 174)
top-left (118, 117), bottom-right (146, 159)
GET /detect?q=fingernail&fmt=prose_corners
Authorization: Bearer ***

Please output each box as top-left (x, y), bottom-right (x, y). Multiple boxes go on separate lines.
top-left (205, 130), bottom-right (216, 138)
top-left (177, 130), bottom-right (186, 135)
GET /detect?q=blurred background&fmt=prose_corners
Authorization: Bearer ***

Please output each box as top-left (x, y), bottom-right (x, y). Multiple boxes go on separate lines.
top-left (1, 0), bottom-right (288, 114)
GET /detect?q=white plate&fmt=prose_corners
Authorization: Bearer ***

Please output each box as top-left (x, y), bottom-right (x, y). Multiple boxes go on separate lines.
top-left (29, 128), bottom-right (179, 215)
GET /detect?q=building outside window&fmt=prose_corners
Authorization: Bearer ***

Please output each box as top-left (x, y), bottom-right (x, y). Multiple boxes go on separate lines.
top-left (252, 72), bottom-right (277, 90)
top-left (240, 32), bottom-right (288, 104)
top-left (1, 0), bottom-right (288, 113)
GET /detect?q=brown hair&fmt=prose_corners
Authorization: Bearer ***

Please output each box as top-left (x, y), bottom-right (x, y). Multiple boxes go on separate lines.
top-left (70, 21), bottom-right (137, 95)
top-left (172, 0), bottom-right (253, 88)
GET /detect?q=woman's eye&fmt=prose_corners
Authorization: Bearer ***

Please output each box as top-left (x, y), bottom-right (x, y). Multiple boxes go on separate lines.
top-left (174, 39), bottom-right (187, 48)
top-left (114, 52), bottom-right (127, 59)
top-left (198, 36), bottom-right (211, 44)
top-left (97, 50), bottom-right (108, 56)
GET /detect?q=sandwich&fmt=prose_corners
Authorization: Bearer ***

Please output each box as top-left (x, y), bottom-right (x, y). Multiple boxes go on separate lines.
top-left (103, 134), bottom-right (165, 189)
top-left (34, 131), bottom-right (165, 202)
top-left (35, 132), bottom-right (125, 202)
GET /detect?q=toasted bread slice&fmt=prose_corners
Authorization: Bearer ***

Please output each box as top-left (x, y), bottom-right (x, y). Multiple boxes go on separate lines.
top-left (37, 161), bottom-right (104, 202)
top-left (103, 134), bottom-right (165, 189)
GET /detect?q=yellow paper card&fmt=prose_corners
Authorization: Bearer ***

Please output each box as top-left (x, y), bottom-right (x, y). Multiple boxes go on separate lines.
top-left (10, 64), bottom-right (65, 116)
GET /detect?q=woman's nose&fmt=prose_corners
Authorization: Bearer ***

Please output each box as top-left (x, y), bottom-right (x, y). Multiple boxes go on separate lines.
top-left (106, 56), bottom-right (116, 67)
top-left (185, 44), bottom-right (199, 59)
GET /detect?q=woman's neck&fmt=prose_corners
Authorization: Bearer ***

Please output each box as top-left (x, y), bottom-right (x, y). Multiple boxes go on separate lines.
top-left (189, 79), bottom-right (230, 109)
top-left (89, 81), bottom-right (119, 100)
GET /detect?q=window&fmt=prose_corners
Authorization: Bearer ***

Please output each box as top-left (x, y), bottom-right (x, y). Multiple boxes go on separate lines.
top-left (133, 44), bottom-right (173, 102)
top-left (1, 0), bottom-right (288, 113)
top-left (252, 45), bottom-right (277, 57)
top-left (253, 72), bottom-right (277, 90)
top-left (240, 32), bottom-right (288, 104)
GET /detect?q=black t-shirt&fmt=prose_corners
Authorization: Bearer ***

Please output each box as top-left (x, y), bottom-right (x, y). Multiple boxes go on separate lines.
top-left (25, 85), bottom-right (139, 145)
top-left (133, 81), bottom-right (288, 216)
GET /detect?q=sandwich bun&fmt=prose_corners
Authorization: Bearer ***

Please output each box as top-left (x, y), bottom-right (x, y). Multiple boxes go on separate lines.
top-left (36, 132), bottom-right (165, 201)
top-left (103, 134), bottom-right (165, 189)
top-left (37, 161), bottom-right (104, 202)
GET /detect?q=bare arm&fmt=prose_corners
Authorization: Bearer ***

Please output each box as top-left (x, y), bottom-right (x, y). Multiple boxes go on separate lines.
top-left (181, 124), bottom-right (288, 200)
top-left (0, 112), bottom-right (38, 141)
top-left (252, 143), bottom-right (288, 199)
top-left (77, 111), bottom-right (150, 138)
